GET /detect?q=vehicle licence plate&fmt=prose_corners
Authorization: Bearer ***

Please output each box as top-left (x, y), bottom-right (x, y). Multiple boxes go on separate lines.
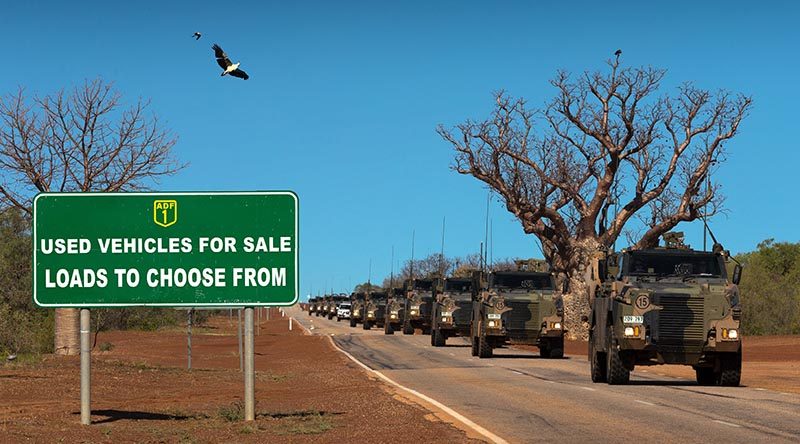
top-left (623, 316), bottom-right (643, 324)
top-left (487, 313), bottom-right (501, 320)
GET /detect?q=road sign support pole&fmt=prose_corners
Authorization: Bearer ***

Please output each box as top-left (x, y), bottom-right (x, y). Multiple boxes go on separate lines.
top-left (238, 309), bottom-right (243, 371)
top-left (244, 307), bottom-right (255, 421)
top-left (187, 308), bottom-right (193, 370)
top-left (80, 308), bottom-right (91, 425)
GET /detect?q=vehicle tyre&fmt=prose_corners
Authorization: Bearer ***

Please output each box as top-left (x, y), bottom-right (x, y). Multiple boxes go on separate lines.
top-left (606, 335), bottom-right (630, 385)
top-left (349, 318), bottom-right (356, 328)
top-left (384, 321), bottom-right (394, 335)
top-left (548, 337), bottom-right (564, 359)
top-left (478, 334), bottom-right (493, 358)
top-left (589, 333), bottom-right (607, 383)
top-left (363, 321), bottom-right (371, 330)
top-left (336, 316), bottom-right (341, 322)
top-left (695, 367), bottom-right (716, 386)
top-left (402, 322), bottom-right (414, 335)
top-left (718, 351), bottom-right (742, 387)
top-left (471, 336), bottom-right (479, 356)
top-left (432, 329), bottom-right (446, 347)
top-left (539, 342), bottom-right (550, 358)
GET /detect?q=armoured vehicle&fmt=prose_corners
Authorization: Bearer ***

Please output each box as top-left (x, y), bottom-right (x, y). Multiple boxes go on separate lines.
top-left (349, 292), bottom-right (366, 328)
top-left (308, 297), bottom-right (317, 315)
top-left (430, 277), bottom-right (473, 346)
top-left (586, 232), bottom-right (743, 386)
top-left (315, 297), bottom-right (325, 317)
top-left (384, 288), bottom-right (406, 335)
top-left (470, 263), bottom-right (565, 359)
top-left (402, 278), bottom-right (434, 335)
top-left (363, 291), bottom-right (388, 330)
top-left (326, 295), bottom-right (337, 320)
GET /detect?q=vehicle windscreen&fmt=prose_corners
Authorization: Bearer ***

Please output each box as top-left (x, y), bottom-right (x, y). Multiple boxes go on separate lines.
top-left (491, 273), bottom-right (553, 290)
top-left (445, 279), bottom-right (471, 293)
top-left (414, 280), bottom-right (433, 291)
top-left (627, 252), bottom-right (722, 277)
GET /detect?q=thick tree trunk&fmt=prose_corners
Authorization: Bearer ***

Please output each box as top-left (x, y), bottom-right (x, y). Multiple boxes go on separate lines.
top-left (559, 237), bottom-right (600, 341)
top-left (54, 308), bottom-right (79, 355)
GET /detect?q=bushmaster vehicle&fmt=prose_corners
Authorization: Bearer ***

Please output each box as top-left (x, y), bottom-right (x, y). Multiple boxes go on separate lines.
top-left (349, 292), bottom-right (366, 328)
top-left (430, 277), bottom-right (473, 346)
top-left (363, 291), bottom-right (388, 330)
top-left (315, 297), bottom-right (324, 317)
top-left (308, 297), bottom-right (317, 315)
top-left (384, 288), bottom-right (406, 334)
top-left (586, 232), bottom-right (743, 385)
top-left (403, 278), bottom-right (434, 335)
top-left (470, 262), bottom-right (565, 358)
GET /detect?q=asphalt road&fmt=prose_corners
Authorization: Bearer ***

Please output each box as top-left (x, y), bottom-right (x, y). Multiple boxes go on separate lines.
top-left (290, 308), bottom-right (800, 443)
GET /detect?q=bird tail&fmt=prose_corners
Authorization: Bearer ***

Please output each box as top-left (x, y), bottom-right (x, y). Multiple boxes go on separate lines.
top-left (220, 72), bottom-right (227, 77)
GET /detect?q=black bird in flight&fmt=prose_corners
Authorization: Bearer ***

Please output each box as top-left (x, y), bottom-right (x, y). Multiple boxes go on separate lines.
top-left (212, 44), bottom-right (249, 80)
top-left (614, 49), bottom-right (622, 57)
top-left (192, 32), bottom-right (202, 40)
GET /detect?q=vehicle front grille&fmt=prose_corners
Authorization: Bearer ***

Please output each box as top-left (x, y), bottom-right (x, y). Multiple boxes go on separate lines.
top-left (506, 301), bottom-right (540, 331)
top-left (651, 293), bottom-right (705, 348)
top-left (453, 301), bottom-right (472, 326)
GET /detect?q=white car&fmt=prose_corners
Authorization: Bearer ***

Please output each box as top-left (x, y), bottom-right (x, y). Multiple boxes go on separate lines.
top-left (336, 303), bottom-right (352, 321)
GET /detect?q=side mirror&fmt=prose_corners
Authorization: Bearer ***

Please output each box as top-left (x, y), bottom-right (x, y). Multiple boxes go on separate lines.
top-left (597, 259), bottom-right (607, 283)
top-left (561, 279), bottom-right (569, 294)
top-left (732, 264), bottom-right (743, 285)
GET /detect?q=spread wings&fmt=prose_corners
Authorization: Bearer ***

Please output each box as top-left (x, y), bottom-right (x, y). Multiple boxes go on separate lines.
top-left (229, 69), bottom-right (249, 80)
top-left (212, 44), bottom-right (232, 69)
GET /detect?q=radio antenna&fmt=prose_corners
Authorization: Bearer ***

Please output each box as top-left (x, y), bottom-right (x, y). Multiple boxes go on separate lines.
top-left (484, 191), bottom-right (490, 269)
top-left (390, 245), bottom-right (395, 289)
top-left (439, 216), bottom-right (446, 276)
top-left (410, 229), bottom-right (416, 280)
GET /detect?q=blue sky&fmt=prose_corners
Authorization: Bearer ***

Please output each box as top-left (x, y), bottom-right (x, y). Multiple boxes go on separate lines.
top-left (3, 1), bottom-right (797, 298)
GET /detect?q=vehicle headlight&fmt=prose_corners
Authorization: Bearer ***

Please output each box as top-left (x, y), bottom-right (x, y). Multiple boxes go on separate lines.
top-left (623, 326), bottom-right (641, 337)
top-left (390, 314), bottom-right (397, 319)
top-left (548, 322), bottom-right (562, 330)
top-left (410, 310), bottom-right (418, 316)
top-left (488, 320), bottom-right (497, 328)
top-left (721, 328), bottom-right (739, 340)
top-left (353, 310), bottom-right (359, 316)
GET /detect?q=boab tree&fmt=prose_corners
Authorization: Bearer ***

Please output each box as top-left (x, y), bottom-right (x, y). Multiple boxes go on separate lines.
top-left (438, 56), bottom-right (751, 338)
top-left (0, 79), bottom-right (184, 354)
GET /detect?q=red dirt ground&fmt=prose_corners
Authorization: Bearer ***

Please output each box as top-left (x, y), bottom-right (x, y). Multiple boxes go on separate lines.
top-left (0, 310), bottom-right (482, 443)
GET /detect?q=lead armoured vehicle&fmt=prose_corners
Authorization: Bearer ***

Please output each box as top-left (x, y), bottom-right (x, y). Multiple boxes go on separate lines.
top-left (308, 297), bottom-right (318, 315)
top-left (587, 232), bottom-right (743, 386)
top-left (384, 288), bottom-right (406, 335)
top-left (470, 263), bottom-right (565, 359)
top-left (430, 277), bottom-right (473, 347)
top-left (363, 291), bottom-right (388, 330)
top-left (349, 292), bottom-right (366, 328)
top-left (402, 278), bottom-right (434, 335)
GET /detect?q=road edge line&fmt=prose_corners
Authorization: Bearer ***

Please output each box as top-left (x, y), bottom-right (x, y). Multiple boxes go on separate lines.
top-left (325, 334), bottom-right (509, 444)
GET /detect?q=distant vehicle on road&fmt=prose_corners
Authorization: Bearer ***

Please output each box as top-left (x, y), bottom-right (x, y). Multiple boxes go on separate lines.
top-left (471, 260), bottom-right (565, 359)
top-left (363, 291), bottom-right (388, 330)
top-left (430, 277), bottom-right (473, 346)
top-left (403, 278), bottom-right (434, 335)
top-left (384, 288), bottom-right (406, 335)
top-left (586, 232), bottom-right (743, 386)
top-left (349, 292), bottom-right (367, 328)
top-left (336, 300), bottom-right (351, 322)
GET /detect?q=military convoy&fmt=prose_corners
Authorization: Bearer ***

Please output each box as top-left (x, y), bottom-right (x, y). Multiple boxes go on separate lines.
top-left (302, 232), bottom-right (743, 387)
top-left (430, 277), bottom-right (472, 346)
top-left (586, 233), bottom-right (743, 386)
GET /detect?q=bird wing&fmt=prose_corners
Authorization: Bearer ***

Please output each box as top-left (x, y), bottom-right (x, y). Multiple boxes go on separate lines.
top-left (212, 44), bottom-right (232, 69)
top-left (229, 68), bottom-right (249, 80)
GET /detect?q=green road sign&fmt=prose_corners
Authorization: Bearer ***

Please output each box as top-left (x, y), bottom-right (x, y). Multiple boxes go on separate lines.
top-left (33, 192), bottom-right (298, 307)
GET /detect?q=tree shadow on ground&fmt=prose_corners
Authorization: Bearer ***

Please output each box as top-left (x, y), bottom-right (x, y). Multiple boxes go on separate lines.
top-left (257, 410), bottom-right (344, 419)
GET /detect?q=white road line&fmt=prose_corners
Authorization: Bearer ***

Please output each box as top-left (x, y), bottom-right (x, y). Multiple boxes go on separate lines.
top-left (325, 335), bottom-right (509, 444)
top-left (580, 387), bottom-right (596, 392)
top-left (714, 420), bottom-right (742, 428)
top-left (449, 353), bottom-right (455, 357)
top-left (510, 370), bottom-right (524, 375)
top-left (545, 380), bottom-right (556, 384)
top-left (754, 388), bottom-right (766, 391)
top-left (635, 400), bottom-right (655, 406)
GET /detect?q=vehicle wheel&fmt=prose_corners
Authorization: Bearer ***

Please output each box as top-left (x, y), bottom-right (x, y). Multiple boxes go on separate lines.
top-left (363, 321), bottom-right (371, 330)
top-left (589, 334), bottom-right (607, 383)
top-left (402, 322), bottom-right (414, 335)
top-left (349, 318), bottom-right (356, 328)
top-left (432, 329), bottom-right (446, 347)
top-left (606, 335), bottom-right (630, 385)
top-left (695, 367), bottom-right (716, 386)
top-left (548, 337), bottom-right (564, 359)
top-left (718, 351), bottom-right (742, 387)
top-left (384, 321), bottom-right (394, 335)
top-left (539, 342), bottom-right (550, 358)
top-left (478, 334), bottom-right (493, 358)
top-left (336, 317), bottom-right (340, 322)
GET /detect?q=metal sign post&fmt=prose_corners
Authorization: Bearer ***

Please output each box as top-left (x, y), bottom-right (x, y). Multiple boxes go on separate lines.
top-left (244, 307), bottom-right (255, 421)
top-left (238, 309), bottom-right (244, 371)
top-left (80, 309), bottom-right (91, 425)
top-left (187, 308), bottom-right (193, 370)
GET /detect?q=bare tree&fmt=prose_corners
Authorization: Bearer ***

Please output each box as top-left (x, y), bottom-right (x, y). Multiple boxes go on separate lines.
top-left (438, 56), bottom-right (751, 337)
top-left (0, 79), bottom-right (184, 354)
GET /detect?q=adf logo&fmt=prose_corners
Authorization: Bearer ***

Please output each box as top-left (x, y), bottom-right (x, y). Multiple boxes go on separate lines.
top-left (153, 200), bottom-right (178, 227)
